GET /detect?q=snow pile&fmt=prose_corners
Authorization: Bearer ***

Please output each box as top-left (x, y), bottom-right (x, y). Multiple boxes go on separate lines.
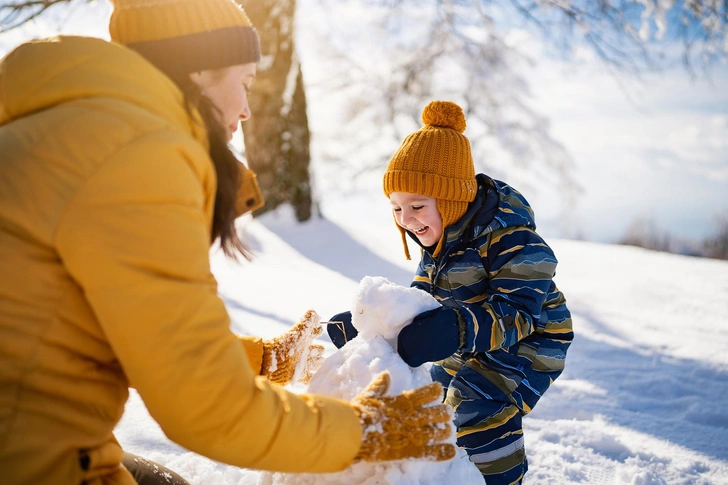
top-left (259, 276), bottom-right (482, 485)
top-left (350, 275), bottom-right (440, 345)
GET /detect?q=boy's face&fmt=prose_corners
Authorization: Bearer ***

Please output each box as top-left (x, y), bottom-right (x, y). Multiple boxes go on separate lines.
top-left (389, 192), bottom-right (443, 248)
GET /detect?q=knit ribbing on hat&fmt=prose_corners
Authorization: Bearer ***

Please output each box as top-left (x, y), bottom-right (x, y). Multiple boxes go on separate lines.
top-left (383, 169), bottom-right (476, 202)
top-left (109, 0), bottom-right (260, 74)
top-left (127, 26), bottom-right (260, 76)
top-left (110, 0), bottom-right (253, 43)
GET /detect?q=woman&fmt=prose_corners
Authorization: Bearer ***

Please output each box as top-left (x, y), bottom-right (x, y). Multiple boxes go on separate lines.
top-left (0, 1), bottom-right (455, 484)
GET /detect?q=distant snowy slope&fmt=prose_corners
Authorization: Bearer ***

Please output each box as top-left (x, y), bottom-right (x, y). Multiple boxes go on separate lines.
top-left (115, 208), bottom-right (728, 484)
top-left (551, 239), bottom-right (728, 369)
top-left (526, 239), bottom-right (728, 484)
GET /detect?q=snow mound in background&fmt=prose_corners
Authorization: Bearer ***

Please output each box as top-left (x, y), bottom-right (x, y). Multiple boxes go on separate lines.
top-left (260, 276), bottom-right (482, 485)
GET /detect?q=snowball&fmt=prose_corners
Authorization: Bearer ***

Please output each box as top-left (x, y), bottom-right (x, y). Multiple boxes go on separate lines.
top-left (351, 275), bottom-right (440, 346)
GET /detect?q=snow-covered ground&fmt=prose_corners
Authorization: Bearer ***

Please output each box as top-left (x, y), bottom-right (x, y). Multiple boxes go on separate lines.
top-left (114, 200), bottom-right (728, 485)
top-left (1, 3), bottom-right (725, 483)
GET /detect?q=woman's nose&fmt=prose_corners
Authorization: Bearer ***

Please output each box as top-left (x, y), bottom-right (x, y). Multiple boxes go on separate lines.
top-left (240, 103), bottom-right (251, 122)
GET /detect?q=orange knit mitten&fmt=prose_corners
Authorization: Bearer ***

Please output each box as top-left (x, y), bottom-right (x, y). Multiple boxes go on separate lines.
top-left (262, 309), bottom-right (325, 385)
top-left (351, 372), bottom-right (456, 463)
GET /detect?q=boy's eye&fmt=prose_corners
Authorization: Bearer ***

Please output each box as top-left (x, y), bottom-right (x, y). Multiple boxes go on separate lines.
top-left (392, 208), bottom-right (401, 212)
top-left (412, 206), bottom-right (424, 211)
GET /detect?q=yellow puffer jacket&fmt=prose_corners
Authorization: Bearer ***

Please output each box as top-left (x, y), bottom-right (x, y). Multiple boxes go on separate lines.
top-left (0, 36), bottom-right (361, 485)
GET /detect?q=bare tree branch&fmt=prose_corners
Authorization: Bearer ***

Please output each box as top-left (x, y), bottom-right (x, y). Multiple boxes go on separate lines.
top-left (0, 0), bottom-right (88, 33)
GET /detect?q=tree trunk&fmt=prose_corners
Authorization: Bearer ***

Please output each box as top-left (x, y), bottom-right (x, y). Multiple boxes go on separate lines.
top-left (237, 0), bottom-right (312, 222)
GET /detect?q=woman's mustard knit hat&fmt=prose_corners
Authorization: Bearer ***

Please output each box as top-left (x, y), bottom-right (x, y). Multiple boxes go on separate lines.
top-left (109, 0), bottom-right (261, 76)
top-left (383, 101), bottom-right (477, 260)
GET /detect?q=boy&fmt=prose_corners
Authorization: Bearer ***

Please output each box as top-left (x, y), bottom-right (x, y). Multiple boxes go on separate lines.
top-left (329, 101), bottom-right (573, 484)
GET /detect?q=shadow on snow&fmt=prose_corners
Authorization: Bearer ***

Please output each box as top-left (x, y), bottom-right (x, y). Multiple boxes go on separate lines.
top-left (259, 214), bottom-right (415, 287)
top-left (532, 301), bottom-right (728, 462)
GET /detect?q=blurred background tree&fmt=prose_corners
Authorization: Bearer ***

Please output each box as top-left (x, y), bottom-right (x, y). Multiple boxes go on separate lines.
top-left (238, 0), bottom-right (313, 222)
top-left (702, 212), bottom-right (728, 260)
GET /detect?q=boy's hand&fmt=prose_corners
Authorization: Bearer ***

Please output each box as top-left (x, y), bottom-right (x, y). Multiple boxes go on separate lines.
top-left (397, 307), bottom-right (461, 367)
top-left (351, 372), bottom-right (456, 463)
top-left (326, 311), bottom-right (358, 348)
top-left (262, 310), bottom-right (324, 385)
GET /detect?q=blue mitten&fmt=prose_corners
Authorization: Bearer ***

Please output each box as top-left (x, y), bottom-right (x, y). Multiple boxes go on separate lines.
top-left (326, 311), bottom-right (358, 348)
top-left (397, 307), bottom-right (461, 367)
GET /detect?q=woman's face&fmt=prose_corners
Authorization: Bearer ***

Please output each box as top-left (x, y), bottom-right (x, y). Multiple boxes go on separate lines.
top-left (389, 192), bottom-right (444, 248)
top-left (190, 63), bottom-right (257, 141)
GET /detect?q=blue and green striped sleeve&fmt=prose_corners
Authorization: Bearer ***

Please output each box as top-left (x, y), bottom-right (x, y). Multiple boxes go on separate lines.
top-left (458, 227), bottom-right (558, 352)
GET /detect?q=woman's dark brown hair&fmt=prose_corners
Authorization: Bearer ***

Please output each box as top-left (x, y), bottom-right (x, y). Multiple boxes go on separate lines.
top-left (166, 70), bottom-right (251, 260)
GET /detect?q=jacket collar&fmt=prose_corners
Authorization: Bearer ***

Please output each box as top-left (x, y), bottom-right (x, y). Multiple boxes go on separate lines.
top-left (0, 36), bottom-right (208, 147)
top-left (413, 174), bottom-right (537, 260)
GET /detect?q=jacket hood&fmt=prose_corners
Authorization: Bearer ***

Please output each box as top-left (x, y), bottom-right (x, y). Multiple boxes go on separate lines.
top-left (0, 36), bottom-right (206, 143)
top-left (408, 174), bottom-right (537, 256)
top-left (469, 174), bottom-right (536, 235)
top-left (430, 174), bottom-right (536, 253)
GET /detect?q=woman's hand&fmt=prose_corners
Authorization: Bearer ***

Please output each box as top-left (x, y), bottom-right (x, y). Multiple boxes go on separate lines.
top-left (351, 372), bottom-right (456, 463)
top-left (261, 309), bottom-right (325, 385)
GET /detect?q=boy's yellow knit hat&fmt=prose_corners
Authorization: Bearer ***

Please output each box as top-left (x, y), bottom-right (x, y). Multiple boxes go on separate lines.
top-left (383, 101), bottom-right (477, 260)
top-left (109, 0), bottom-right (260, 76)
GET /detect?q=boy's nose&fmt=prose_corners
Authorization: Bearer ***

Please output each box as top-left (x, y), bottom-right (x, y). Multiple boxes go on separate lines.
top-left (401, 211), bottom-right (416, 225)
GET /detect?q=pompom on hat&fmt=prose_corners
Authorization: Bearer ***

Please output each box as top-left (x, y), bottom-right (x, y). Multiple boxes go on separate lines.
top-left (109, 0), bottom-right (261, 77)
top-left (383, 101), bottom-right (477, 260)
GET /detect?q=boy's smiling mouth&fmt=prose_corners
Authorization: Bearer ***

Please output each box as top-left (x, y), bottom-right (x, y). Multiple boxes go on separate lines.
top-left (412, 226), bottom-right (428, 235)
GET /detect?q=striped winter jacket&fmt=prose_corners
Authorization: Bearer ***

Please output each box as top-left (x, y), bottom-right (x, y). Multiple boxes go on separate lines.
top-left (411, 174), bottom-right (573, 414)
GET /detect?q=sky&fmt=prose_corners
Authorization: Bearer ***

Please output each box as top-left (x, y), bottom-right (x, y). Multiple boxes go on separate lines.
top-left (1, 0), bottom-right (725, 246)
top-left (526, 46), bottom-right (728, 243)
top-left (112, 203), bottom-right (728, 484)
